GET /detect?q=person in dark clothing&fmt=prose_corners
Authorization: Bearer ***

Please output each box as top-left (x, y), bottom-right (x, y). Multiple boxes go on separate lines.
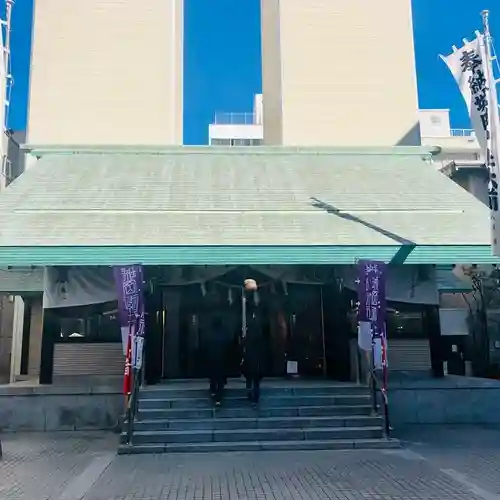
top-left (242, 279), bottom-right (265, 404)
top-left (206, 314), bottom-right (231, 406)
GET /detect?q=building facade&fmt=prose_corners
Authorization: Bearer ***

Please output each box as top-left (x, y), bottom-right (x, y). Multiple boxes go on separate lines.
top-left (27, 0), bottom-right (184, 146)
top-left (0, 145), bottom-right (495, 385)
top-left (419, 110), bottom-right (500, 369)
top-left (0, 131), bottom-right (33, 383)
top-left (209, 95), bottom-right (263, 146)
top-left (1, 1), bottom-right (495, 388)
top-left (261, 0), bottom-right (420, 146)
top-left (419, 109), bottom-right (486, 206)
top-left (3, 0), bottom-right (185, 383)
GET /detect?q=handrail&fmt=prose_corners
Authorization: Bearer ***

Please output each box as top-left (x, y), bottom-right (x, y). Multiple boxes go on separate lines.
top-left (368, 368), bottom-right (390, 439)
top-left (214, 112), bottom-right (255, 125)
top-left (450, 128), bottom-right (475, 137)
top-left (369, 367), bottom-right (378, 414)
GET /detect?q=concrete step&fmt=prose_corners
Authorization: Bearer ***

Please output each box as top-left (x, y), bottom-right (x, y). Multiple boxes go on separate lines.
top-left (118, 438), bottom-right (400, 454)
top-left (129, 426), bottom-right (384, 445)
top-left (140, 384), bottom-right (367, 400)
top-left (138, 394), bottom-right (371, 410)
top-left (136, 404), bottom-right (374, 420)
top-left (132, 415), bottom-right (383, 431)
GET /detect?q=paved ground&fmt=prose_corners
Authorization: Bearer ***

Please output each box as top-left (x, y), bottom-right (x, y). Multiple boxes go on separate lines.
top-left (1, 426), bottom-right (500, 500)
top-left (398, 425), bottom-right (500, 498)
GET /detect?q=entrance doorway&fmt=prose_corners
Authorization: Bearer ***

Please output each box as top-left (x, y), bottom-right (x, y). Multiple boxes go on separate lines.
top-left (145, 267), bottom-right (353, 382)
top-left (285, 284), bottom-right (325, 377)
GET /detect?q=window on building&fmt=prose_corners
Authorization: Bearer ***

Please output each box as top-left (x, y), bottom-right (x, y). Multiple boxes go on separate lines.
top-left (230, 138), bottom-right (263, 146)
top-left (211, 138), bottom-right (231, 146)
top-left (56, 301), bottom-right (121, 343)
top-left (211, 138), bottom-right (263, 147)
top-left (230, 138), bottom-right (248, 146)
top-left (386, 302), bottom-right (426, 338)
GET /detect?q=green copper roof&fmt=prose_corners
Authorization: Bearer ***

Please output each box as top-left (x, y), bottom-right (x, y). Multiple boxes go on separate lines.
top-left (0, 146), bottom-right (496, 266)
top-left (0, 245), bottom-right (495, 267)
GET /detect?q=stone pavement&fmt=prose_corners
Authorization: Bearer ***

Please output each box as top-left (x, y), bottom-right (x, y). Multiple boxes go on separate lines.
top-left (398, 425), bottom-right (500, 498)
top-left (0, 432), bottom-right (117, 500)
top-left (1, 426), bottom-right (499, 500)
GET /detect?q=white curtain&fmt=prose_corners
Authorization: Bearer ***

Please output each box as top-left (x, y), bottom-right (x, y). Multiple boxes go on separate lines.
top-left (43, 264), bottom-right (439, 309)
top-left (43, 266), bottom-right (117, 309)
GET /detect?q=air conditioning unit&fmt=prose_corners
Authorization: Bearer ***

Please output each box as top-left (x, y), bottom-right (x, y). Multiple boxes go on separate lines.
top-left (430, 114), bottom-right (442, 125)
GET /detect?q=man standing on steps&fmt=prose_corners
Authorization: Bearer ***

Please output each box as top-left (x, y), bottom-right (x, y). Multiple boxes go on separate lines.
top-left (242, 279), bottom-right (265, 405)
top-left (206, 314), bottom-right (231, 407)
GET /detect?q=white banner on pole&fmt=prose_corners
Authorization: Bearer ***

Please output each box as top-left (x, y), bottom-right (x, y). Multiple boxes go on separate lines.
top-left (440, 38), bottom-right (487, 150)
top-left (357, 321), bottom-right (372, 352)
top-left (441, 34), bottom-right (500, 255)
top-left (373, 337), bottom-right (383, 370)
top-left (133, 335), bottom-right (144, 370)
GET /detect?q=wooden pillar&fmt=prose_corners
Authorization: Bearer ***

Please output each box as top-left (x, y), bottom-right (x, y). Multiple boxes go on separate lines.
top-left (163, 290), bottom-right (181, 378)
top-left (39, 308), bottom-right (58, 385)
top-left (426, 305), bottom-right (444, 378)
top-left (20, 298), bottom-right (32, 375)
top-left (144, 275), bottom-right (162, 385)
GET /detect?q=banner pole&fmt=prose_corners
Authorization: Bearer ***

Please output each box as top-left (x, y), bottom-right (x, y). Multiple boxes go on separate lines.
top-left (480, 9), bottom-right (500, 254)
top-left (481, 10), bottom-right (491, 43)
top-left (123, 320), bottom-right (133, 410)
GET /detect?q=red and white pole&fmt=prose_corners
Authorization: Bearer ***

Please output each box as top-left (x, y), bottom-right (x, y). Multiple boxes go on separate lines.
top-left (123, 322), bottom-right (133, 406)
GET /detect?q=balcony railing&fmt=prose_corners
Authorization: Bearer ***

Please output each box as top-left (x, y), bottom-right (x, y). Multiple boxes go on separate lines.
top-left (450, 128), bottom-right (475, 137)
top-left (214, 112), bottom-right (256, 125)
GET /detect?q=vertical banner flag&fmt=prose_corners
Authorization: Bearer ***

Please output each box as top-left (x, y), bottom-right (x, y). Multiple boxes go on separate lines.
top-left (357, 260), bottom-right (388, 396)
top-left (114, 265), bottom-right (146, 375)
top-left (357, 260), bottom-right (387, 339)
top-left (441, 33), bottom-right (500, 254)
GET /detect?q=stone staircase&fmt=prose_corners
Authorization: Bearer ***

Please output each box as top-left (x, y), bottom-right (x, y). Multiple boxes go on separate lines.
top-left (118, 379), bottom-right (400, 454)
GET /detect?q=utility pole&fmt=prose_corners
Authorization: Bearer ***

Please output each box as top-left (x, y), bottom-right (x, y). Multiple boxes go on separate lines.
top-left (0, 0), bottom-right (14, 460)
top-left (0, 0), bottom-right (13, 189)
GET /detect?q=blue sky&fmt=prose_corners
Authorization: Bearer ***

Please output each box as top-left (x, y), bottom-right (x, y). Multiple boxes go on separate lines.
top-left (7, 0), bottom-right (499, 144)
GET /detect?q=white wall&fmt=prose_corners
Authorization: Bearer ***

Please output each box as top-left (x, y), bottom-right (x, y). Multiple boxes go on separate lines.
top-left (253, 94), bottom-right (263, 125)
top-left (261, 0), bottom-right (420, 147)
top-left (27, 0), bottom-right (183, 146)
top-left (209, 124), bottom-right (263, 142)
top-left (418, 110), bottom-right (451, 138)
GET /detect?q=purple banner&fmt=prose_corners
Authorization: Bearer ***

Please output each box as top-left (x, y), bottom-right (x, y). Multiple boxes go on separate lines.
top-left (113, 265), bottom-right (145, 366)
top-left (114, 265), bottom-right (144, 328)
top-left (357, 260), bottom-right (386, 339)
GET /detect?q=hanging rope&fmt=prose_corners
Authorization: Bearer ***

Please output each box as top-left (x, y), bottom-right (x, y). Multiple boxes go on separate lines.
top-left (490, 38), bottom-right (500, 83)
top-left (490, 35), bottom-right (500, 117)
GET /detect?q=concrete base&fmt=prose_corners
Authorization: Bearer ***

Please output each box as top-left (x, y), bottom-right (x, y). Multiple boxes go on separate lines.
top-left (2, 374), bottom-right (500, 432)
top-left (0, 381), bottom-right (123, 432)
top-left (387, 373), bottom-right (500, 426)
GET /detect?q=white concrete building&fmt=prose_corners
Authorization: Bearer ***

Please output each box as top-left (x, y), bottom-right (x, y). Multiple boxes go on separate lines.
top-left (419, 109), bottom-right (486, 206)
top-left (27, 0), bottom-right (183, 146)
top-left (209, 94), bottom-right (263, 146)
top-left (420, 109), bottom-right (481, 164)
top-left (4, 0), bottom-right (185, 383)
top-left (261, 0), bottom-right (420, 147)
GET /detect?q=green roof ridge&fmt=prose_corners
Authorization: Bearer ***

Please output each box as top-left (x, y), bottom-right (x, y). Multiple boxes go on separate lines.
top-left (23, 144), bottom-right (436, 157)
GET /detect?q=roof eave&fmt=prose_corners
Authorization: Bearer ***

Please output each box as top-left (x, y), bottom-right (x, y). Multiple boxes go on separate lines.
top-left (0, 244), bottom-right (495, 267)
